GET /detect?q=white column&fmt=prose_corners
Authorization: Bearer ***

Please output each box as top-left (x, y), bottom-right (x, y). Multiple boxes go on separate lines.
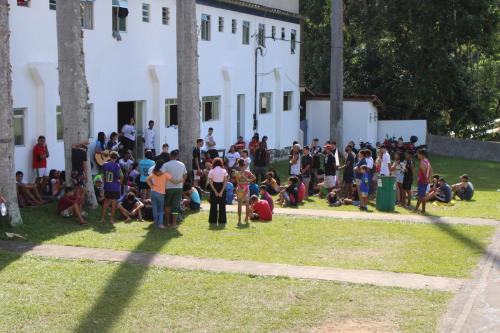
top-left (222, 66), bottom-right (232, 150)
top-left (273, 67), bottom-right (282, 149)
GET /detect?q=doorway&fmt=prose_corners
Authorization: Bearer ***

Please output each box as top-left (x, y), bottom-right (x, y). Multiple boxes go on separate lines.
top-left (117, 101), bottom-right (145, 159)
top-left (237, 94), bottom-right (245, 139)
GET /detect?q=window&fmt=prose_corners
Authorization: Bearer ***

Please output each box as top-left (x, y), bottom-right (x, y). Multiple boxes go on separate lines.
top-left (281, 27), bottom-right (285, 40)
top-left (218, 16), bottom-right (224, 32)
top-left (81, 1), bottom-right (94, 30)
top-left (291, 29), bottom-right (297, 54)
top-left (13, 108), bottom-right (25, 146)
top-left (165, 99), bottom-right (178, 127)
top-left (202, 96), bottom-right (220, 122)
top-left (231, 19), bottom-right (237, 34)
top-left (258, 24), bottom-right (265, 46)
top-left (201, 14), bottom-right (211, 41)
top-left (112, 5), bottom-right (127, 32)
top-left (56, 106), bottom-right (63, 140)
top-left (271, 26), bottom-right (276, 40)
top-left (17, 0), bottom-right (30, 7)
top-left (142, 3), bottom-right (150, 23)
top-left (49, 0), bottom-right (56, 10)
top-left (162, 7), bottom-right (170, 25)
top-left (242, 21), bottom-right (250, 45)
top-left (259, 93), bottom-right (272, 114)
top-left (283, 91), bottom-right (293, 111)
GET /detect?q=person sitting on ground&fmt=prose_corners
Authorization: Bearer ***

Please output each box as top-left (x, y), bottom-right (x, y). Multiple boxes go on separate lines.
top-left (278, 176), bottom-right (299, 207)
top-left (433, 178), bottom-right (452, 203)
top-left (249, 195), bottom-right (272, 222)
top-left (16, 171), bottom-right (45, 206)
top-left (93, 175), bottom-right (105, 205)
top-left (57, 187), bottom-right (87, 225)
top-left (327, 188), bottom-right (341, 207)
top-left (47, 169), bottom-right (62, 197)
top-left (182, 183), bottom-right (201, 212)
top-left (268, 168), bottom-right (281, 186)
top-left (452, 174), bottom-right (475, 201)
top-left (343, 183), bottom-right (360, 207)
top-left (426, 175), bottom-right (441, 201)
top-left (261, 172), bottom-right (280, 195)
top-left (259, 185), bottom-right (274, 212)
top-left (297, 175), bottom-right (306, 203)
top-left (359, 165), bottom-right (370, 211)
top-left (118, 192), bottom-right (145, 222)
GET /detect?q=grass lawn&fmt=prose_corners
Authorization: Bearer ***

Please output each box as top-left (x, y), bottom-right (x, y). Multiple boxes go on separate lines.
top-left (1, 205), bottom-right (494, 278)
top-left (270, 154), bottom-right (500, 220)
top-left (0, 252), bottom-right (451, 333)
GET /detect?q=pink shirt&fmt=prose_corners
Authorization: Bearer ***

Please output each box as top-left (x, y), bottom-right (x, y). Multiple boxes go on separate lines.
top-left (208, 167), bottom-right (228, 183)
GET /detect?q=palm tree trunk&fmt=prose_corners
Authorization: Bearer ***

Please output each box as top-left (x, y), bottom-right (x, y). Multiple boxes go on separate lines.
top-left (330, 0), bottom-right (344, 148)
top-left (176, 0), bottom-right (200, 171)
top-left (56, 0), bottom-right (97, 208)
top-left (0, 0), bottom-right (22, 226)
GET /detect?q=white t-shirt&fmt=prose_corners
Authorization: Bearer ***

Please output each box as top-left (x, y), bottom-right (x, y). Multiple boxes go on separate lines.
top-left (122, 124), bottom-right (136, 141)
top-left (161, 160), bottom-right (187, 189)
top-left (119, 158), bottom-right (134, 172)
top-left (204, 134), bottom-right (216, 151)
top-left (243, 157), bottom-right (251, 172)
top-left (290, 153), bottom-right (301, 176)
top-left (226, 152), bottom-right (240, 168)
top-left (143, 128), bottom-right (155, 150)
top-left (366, 157), bottom-right (374, 169)
top-left (380, 152), bottom-right (391, 176)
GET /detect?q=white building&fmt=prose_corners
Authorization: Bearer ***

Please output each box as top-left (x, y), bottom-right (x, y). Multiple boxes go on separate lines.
top-left (9, 0), bottom-right (301, 176)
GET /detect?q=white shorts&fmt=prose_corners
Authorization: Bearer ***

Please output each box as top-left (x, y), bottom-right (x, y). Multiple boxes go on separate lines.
top-left (325, 175), bottom-right (336, 189)
top-left (34, 168), bottom-right (48, 178)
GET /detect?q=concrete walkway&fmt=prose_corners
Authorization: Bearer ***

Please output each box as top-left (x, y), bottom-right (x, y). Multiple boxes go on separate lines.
top-left (201, 203), bottom-right (498, 226)
top-left (439, 226), bottom-right (500, 333)
top-left (0, 240), bottom-right (464, 292)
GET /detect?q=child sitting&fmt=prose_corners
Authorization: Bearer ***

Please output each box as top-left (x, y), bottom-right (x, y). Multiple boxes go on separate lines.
top-left (359, 165), bottom-right (370, 211)
top-left (259, 185), bottom-right (274, 212)
top-left (327, 189), bottom-right (341, 206)
top-left (249, 195), bottom-right (272, 222)
top-left (182, 184), bottom-right (201, 211)
top-left (343, 183), bottom-right (360, 207)
top-left (57, 187), bottom-right (87, 225)
top-left (278, 176), bottom-right (299, 207)
top-left (261, 172), bottom-right (280, 195)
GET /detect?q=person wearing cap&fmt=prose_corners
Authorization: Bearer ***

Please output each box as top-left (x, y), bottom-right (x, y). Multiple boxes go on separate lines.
top-left (323, 144), bottom-right (337, 190)
top-left (452, 174), bottom-right (475, 201)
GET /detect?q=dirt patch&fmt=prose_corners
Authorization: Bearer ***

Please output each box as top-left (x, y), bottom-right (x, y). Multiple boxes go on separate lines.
top-left (312, 319), bottom-right (395, 333)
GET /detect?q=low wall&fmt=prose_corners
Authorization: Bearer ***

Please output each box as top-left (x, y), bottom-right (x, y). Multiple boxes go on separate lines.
top-left (427, 135), bottom-right (500, 162)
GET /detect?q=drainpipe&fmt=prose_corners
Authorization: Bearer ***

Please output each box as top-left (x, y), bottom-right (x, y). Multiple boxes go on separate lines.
top-left (253, 46), bottom-right (263, 132)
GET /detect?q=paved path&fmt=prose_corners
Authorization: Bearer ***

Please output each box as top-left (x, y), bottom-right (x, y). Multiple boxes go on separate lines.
top-left (439, 226), bottom-right (500, 333)
top-left (201, 203), bottom-right (498, 226)
top-left (0, 240), bottom-right (464, 292)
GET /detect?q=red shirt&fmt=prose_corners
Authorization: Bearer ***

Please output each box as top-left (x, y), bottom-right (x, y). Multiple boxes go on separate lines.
top-left (33, 144), bottom-right (47, 168)
top-left (252, 200), bottom-right (272, 221)
top-left (297, 182), bottom-right (305, 202)
top-left (57, 195), bottom-right (78, 213)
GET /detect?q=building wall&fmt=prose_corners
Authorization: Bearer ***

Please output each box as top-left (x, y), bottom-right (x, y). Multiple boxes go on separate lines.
top-left (9, 0), bottom-right (300, 178)
top-left (245, 0), bottom-right (299, 14)
top-left (377, 120), bottom-right (427, 145)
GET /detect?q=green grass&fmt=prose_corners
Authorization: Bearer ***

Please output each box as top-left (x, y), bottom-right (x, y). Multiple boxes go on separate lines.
top-left (0, 252), bottom-right (451, 333)
top-left (270, 154), bottom-right (500, 220)
top-left (1, 204), bottom-right (494, 278)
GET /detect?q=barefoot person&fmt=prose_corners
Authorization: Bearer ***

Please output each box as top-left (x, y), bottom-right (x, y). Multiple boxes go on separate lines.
top-left (233, 159), bottom-right (256, 224)
top-left (414, 149), bottom-right (432, 214)
top-left (32, 135), bottom-right (49, 193)
top-left (100, 151), bottom-right (123, 224)
top-left (57, 187), bottom-right (87, 225)
top-left (118, 192), bottom-right (144, 222)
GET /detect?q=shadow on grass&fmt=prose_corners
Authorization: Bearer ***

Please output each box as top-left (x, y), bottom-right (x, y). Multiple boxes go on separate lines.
top-left (73, 224), bottom-right (182, 333)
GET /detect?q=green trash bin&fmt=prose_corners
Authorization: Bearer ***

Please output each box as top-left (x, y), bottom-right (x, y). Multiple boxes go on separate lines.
top-left (376, 176), bottom-right (396, 212)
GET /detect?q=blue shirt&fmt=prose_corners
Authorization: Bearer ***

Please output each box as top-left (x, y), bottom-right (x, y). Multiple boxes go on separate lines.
top-left (355, 158), bottom-right (367, 180)
top-left (190, 188), bottom-right (201, 204)
top-left (138, 159), bottom-right (155, 182)
top-left (226, 182), bottom-right (234, 204)
top-left (360, 173), bottom-right (370, 193)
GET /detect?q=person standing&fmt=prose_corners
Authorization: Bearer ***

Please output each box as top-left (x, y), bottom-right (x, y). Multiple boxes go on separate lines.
top-left (323, 144), bottom-right (337, 190)
top-left (138, 150), bottom-right (155, 200)
top-left (106, 132), bottom-right (120, 152)
top-left (341, 144), bottom-right (355, 198)
top-left (401, 151), bottom-right (414, 207)
top-left (208, 158), bottom-right (228, 225)
top-left (100, 151), bottom-right (123, 224)
top-left (289, 144), bottom-right (301, 176)
top-left (161, 150), bottom-right (187, 228)
top-left (310, 138), bottom-right (322, 188)
top-left (254, 142), bottom-right (268, 183)
top-left (226, 145), bottom-right (240, 170)
top-left (121, 117), bottom-right (136, 155)
top-left (205, 127), bottom-right (218, 158)
top-left (192, 139), bottom-right (204, 187)
top-left (143, 120), bottom-right (156, 156)
top-left (414, 149), bottom-right (432, 214)
top-left (379, 146), bottom-right (391, 176)
top-left (156, 143), bottom-right (170, 163)
top-left (32, 135), bottom-right (49, 193)
top-left (300, 146), bottom-right (312, 199)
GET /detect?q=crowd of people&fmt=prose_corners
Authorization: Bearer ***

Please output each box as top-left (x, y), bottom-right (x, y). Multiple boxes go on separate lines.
top-left (9, 118), bottom-right (476, 227)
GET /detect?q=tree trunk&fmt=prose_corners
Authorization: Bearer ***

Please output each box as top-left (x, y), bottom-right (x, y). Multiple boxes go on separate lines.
top-left (56, 0), bottom-right (97, 208)
top-left (330, 0), bottom-right (344, 148)
top-left (0, 0), bottom-right (22, 226)
top-left (176, 0), bottom-right (200, 171)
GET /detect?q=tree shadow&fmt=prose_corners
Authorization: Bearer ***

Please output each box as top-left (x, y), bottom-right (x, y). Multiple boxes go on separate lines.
top-left (73, 225), bottom-right (182, 333)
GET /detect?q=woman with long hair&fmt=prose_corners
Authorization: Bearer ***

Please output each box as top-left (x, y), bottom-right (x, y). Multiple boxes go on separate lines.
top-left (207, 158), bottom-right (228, 225)
top-left (146, 160), bottom-right (172, 229)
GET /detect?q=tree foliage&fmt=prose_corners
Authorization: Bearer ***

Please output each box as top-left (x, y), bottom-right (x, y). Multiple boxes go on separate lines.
top-left (301, 0), bottom-right (499, 137)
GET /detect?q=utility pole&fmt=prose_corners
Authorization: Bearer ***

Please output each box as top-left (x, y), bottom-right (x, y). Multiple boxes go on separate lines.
top-left (330, 0), bottom-right (344, 148)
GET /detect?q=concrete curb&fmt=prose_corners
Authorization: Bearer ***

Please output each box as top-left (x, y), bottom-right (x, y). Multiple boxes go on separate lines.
top-left (0, 240), bottom-right (464, 292)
